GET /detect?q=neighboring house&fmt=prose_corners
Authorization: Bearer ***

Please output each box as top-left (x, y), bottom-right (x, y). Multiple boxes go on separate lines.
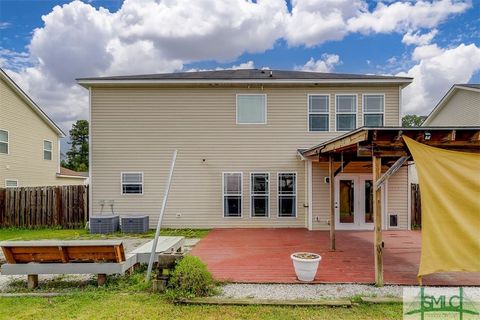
top-left (78, 69), bottom-right (412, 230)
top-left (0, 68), bottom-right (87, 187)
top-left (422, 84), bottom-right (480, 126)
top-left (409, 84), bottom-right (480, 184)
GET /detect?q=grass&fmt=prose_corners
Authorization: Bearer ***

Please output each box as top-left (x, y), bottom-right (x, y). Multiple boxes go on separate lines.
top-left (0, 227), bottom-right (210, 241)
top-left (0, 293), bottom-right (403, 320)
top-left (0, 266), bottom-right (403, 320)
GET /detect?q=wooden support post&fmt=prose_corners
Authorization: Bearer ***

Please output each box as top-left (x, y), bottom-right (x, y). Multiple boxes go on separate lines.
top-left (373, 156), bottom-right (384, 287)
top-left (329, 155), bottom-right (335, 251)
top-left (97, 274), bottom-right (107, 286)
top-left (27, 274), bottom-right (38, 289)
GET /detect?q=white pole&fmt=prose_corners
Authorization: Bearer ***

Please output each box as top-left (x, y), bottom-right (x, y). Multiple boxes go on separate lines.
top-left (146, 150), bottom-right (178, 281)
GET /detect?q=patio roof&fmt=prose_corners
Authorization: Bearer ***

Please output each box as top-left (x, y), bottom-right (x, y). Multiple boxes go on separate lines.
top-left (300, 126), bottom-right (480, 286)
top-left (302, 126), bottom-right (480, 159)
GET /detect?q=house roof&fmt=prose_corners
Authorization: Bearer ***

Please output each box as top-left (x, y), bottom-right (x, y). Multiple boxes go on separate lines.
top-left (77, 69), bottom-right (413, 86)
top-left (423, 83), bottom-right (480, 126)
top-left (0, 68), bottom-right (65, 137)
top-left (57, 167), bottom-right (88, 179)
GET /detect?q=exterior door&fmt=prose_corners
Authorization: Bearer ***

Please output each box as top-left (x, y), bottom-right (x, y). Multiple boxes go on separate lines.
top-left (335, 174), bottom-right (377, 230)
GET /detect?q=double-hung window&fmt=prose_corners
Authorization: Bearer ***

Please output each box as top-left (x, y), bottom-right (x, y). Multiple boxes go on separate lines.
top-left (250, 173), bottom-right (269, 217)
top-left (43, 140), bottom-right (52, 160)
top-left (0, 130), bottom-right (8, 154)
top-left (236, 94), bottom-right (266, 124)
top-left (363, 94), bottom-right (385, 127)
top-left (308, 95), bottom-right (329, 131)
top-left (278, 173), bottom-right (296, 217)
top-left (223, 172), bottom-right (242, 217)
top-left (121, 172), bottom-right (143, 195)
top-left (336, 95), bottom-right (357, 131)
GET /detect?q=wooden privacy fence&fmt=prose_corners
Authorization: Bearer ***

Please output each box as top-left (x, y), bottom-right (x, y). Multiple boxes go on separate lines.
top-left (411, 183), bottom-right (421, 229)
top-left (0, 185), bottom-right (89, 228)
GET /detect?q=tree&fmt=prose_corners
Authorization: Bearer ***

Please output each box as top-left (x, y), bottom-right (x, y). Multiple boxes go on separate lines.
top-left (62, 120), bottom-right (89, 172)
top-left (402, 115), bottom-right (425, 128)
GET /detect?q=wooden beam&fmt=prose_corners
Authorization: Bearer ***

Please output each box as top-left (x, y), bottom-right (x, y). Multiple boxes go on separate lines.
top-left (321, 130), bottom-right (368, 153)
top-left (471, 131), bottom-right (480, 142)
top-left (375, 156), bottom-right (409, 191)
top-left (334, 160), bottom-right (351, 177)
top-left (329, 155), bottom-right (335, 251)
top-left (442, 130), bottom-right (456, 142)
top-left (357, 144), bottom-right (409, 158)
top-left (373, 156), bottom-right (384, 287)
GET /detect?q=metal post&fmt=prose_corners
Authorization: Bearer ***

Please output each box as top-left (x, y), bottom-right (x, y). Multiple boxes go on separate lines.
top-left (146, 150), bottom-right (178, 281)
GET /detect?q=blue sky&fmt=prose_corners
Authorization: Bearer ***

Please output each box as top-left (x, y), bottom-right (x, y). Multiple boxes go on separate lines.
top-left (0, 0), bottom-right (479, 150)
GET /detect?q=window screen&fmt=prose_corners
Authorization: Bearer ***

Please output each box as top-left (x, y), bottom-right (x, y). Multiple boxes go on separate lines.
top-left (237, 95), bottom-right (266, 124)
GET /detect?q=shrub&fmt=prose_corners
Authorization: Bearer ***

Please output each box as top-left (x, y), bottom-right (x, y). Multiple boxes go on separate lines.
top-left (167, 255), bottom-right (217, 298)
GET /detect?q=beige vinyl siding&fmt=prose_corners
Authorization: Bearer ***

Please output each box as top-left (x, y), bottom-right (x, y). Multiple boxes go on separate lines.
top-left (386, 166), bottom-right (408, 229)
top-left (426, 89), bottom-right (480, 126)
top-left (90, 85), bottom-right (401, 228)
top-left (0, 77), bottom-right (84, 187)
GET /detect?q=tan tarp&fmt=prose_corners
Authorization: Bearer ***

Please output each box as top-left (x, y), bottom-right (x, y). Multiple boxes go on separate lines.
top-left (403, 136), bottom-right (480, 280)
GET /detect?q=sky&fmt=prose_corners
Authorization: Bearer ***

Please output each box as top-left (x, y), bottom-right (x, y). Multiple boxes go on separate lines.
top-left (0, 0), bottom-right (479, 149)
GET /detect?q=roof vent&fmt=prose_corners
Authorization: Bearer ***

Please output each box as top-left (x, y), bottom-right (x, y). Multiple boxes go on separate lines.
top-left (269, 71), bottom-right (273, 77)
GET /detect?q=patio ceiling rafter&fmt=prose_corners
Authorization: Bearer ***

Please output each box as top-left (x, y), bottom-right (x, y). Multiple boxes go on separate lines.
top-left (302, 126), bottom-right (480, 287)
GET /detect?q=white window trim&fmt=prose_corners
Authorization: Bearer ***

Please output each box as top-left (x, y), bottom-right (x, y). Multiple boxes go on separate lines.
top-left (222, 172), bottom-right (243, 218)
top-left (277, 172), bottom-right (297, 218)
top-left (0, 129), bottom-right (9, 155)
top-left (249, 172), bottom-right (270, 218)
top-left (5, 179), bottom-right (18, 188)
top-left (43, 139), bottom-right (53, 161)
top-left (335, 94), bottom-right (357, 132)
top-left (120, 172), bottom-right (144, 195)
top-left (363, 93), bottom-right (385, 127)
top-left (307, 94), bottom-right (330, 132)
top-left (236, 94), bottom-right (267, 125)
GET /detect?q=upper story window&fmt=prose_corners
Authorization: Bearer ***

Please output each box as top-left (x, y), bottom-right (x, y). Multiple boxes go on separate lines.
top-left (0, 130), bottom-right (8, 154)
top-left (363, 94), bottom-right (385, 127)
top-left (236, 94), bottom-right (266, 124)
top-left (121, 172), bottom-right (144, 195)
top-left (223, 172), bottom-right (242, 217)
top-left (43, 140), bottom-right (53, 160)
top-left (336, 95), bottom-right (357, 131)
top-left (308, 95), bottom-right (329, 132)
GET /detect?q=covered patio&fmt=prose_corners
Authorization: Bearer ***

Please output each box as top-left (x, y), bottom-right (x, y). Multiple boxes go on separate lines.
top-left (191, 228), bottom-right (480, 285)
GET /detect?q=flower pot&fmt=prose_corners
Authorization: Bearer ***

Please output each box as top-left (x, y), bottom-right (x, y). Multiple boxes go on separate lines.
top-left (291, 252), bottom-right (321, 282)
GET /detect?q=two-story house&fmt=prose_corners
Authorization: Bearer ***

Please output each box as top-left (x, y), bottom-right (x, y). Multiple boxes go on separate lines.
top-left (1, 68), bottom-right (87, 187)
top-left (77, 69), bottom-right (412, 230)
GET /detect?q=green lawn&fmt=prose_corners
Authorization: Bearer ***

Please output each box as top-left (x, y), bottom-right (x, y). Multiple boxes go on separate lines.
top-left (0, 227), bottom-right (210, 241)
top-left (0, 292), bottom-right (402, 320)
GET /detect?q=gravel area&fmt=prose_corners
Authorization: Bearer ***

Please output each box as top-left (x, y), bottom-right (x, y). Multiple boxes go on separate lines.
top-left (220, 283), bottom-right (411, 300)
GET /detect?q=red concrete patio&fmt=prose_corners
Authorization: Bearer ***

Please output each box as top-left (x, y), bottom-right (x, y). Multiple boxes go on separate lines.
top-left (191, 228), bottom-right (480, 286)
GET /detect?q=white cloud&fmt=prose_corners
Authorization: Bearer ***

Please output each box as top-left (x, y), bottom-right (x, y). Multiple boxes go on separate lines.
top-left (185, 60), bottom-right (255, 72)
top-left (0, 22), bottom-right (11, 29)
top-left (285, 0), bottom-right (366, 46)
top-left (402, 29), bottom-right (438, 46)
top-left (1, 0), bottom-right (474, 133)
top-left (297, 54), bottom-right (341, 72)
top-left (398, 43), bottom-right (480, 115)
top-left (347, 0), bottom-right (470, 34)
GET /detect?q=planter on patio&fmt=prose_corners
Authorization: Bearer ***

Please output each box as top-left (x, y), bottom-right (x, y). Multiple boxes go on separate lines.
top-left (291, 252), bottom-right (321, 282)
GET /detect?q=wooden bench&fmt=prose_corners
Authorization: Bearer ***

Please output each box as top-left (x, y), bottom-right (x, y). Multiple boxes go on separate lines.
top-left (0, 240), bottom-right (136, 288)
